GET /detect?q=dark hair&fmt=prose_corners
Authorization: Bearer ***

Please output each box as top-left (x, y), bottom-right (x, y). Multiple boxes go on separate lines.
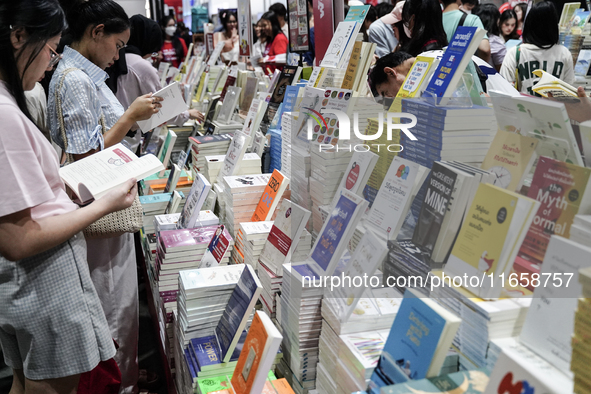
top-left (220, 10), bottom-right (238, 33)
top-left (476, 3), bottom-right (501, 36)
top-left (401, 0), bottom-right (448, 56)
top-left (0, 0), bottom-right (67, 121)
top-left (160, 15), bottom-right (185, 63)
top-left (366, 6), bottom-right (378, 23)
top-left (514, 2), bottom-right (528, 22)
top-left (128, 14), bottom-right (162, 57)
top-left (269, 3), bottom-right (287, 19)
top-left (462, 0), bottom-right (479, 6)
top-left (260, 11), bottom-right (282, 42)
top-left (522, 1), bottom-right (558, 49)
top-left (369, 51), bottom-right (414, 95)
top-left (375, 2), bottom-right (395, 18)
top-left (65, 0), bottom-right (129, 42)
top-left (499, 9), bottom-right (519, 40)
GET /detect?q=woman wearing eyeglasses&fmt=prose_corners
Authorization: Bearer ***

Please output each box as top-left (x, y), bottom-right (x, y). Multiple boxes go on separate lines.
top-left (46, 1), bottom-right (161, 393)
top-left (160, 15), bottom-right (187, 68)
top-left (0, 0), bottom-right (139, 392)
top-left (214, 10), bottom-right (240, 65)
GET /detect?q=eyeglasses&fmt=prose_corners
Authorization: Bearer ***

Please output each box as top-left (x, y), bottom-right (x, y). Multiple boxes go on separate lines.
top-left (116, 43), bottom-right (127, 51)
top-left (46, 43), bottom-right (61, 68)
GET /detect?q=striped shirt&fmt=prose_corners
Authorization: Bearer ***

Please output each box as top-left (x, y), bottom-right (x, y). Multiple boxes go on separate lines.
top-left (48, 46), bottom-right (125, 154)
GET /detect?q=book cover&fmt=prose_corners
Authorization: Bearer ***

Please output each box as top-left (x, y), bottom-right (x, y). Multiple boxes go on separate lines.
top-left (200, 225), bottom-right (233, 268)
top-left (159, 225), bottom-right (220, 253)
top-left (412, 162), bottom-right (457, 255)
top-left (262, 66), bottom-right (299, 127)
top-left (341, 40), bottom-right (363, 90)
top-left (382, 369), bottom-right (490, 394)
top-left (378, 289), bottom-right (460, 381)
top-left (367, 156), bottom-right (427, 240)
top-left (395, 56), bottom-right (437, 100)
top-left (259, 199), bottom-right (311, 276)
top-left (218, 133), bottom-right (248, 180)
top-left (424, 27), bottom-right (485, 99)
top-left (309, 189), bottom-right (368, 277)
top-left (177, 173), bottom-right (212, 229)
top-left (330, 150), bottom-right (379, 207)
top-left (251, 169), bottom-right (290, 222)
top-left (519, 235), bottom-right (591, 374)
top-left (480, 130), bottom-right (539, 192)
top-left (516, 156), bottom-right (591, 271)
top-left (191, 335), bottom-right (223, 370)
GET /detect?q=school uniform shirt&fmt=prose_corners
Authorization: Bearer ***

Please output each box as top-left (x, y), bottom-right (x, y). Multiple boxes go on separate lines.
top-left (500, 43), bottom-right (575, 94)
top-left (161, 38), bottom-right (188, 68)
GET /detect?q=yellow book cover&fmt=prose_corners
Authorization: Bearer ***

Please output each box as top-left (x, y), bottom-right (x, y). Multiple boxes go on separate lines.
top-left (395, 56), bottom-right (436, 100)
top-left (342, 41), bottom-right (363, 90)
top-left (195, 67), bottom-right (209, 101)
top-left (480, 130), bottom-right (539, 192)
top-left (449, 184), bottom-right (518, 277)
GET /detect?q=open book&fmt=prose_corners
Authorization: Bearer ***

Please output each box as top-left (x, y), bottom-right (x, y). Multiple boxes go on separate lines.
top-left (531, 69), bottom-right (578, 100)
top-left (59, 143), bottom-right (164, 204)
top-left (137, 81), bottom-right (188, 132)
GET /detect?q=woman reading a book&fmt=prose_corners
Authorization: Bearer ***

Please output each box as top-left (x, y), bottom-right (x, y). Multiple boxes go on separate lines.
top-left (46, 1), bottom-right (162, 392)
top-left (0, 1), bottom-right (138, 392)
top-left (500, 1), bottom-right (574, 95)
top-left (257, 11), bottom-right (288, 75)
top-left (499, 9), bottom-right (519, 42)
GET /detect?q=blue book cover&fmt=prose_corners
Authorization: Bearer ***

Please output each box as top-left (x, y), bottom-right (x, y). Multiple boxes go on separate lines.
top-left (424, 26), bottom-right (480, 98)
top-left (403, 137), bottom-right (444, 151)
top-left (401, 99), bottom-right (492, 117)
top-left (139, 192), bottom-right (174, 204)
top-left (191, 335), bottom-right (222, 370)
top-left (403, 144), bottom-right (442, 159)
top-left (282, 85), bottom-right (301, 114)
top-left (311, 194), bottom-right (357, 272)
top-left (380, 291), bottom-right (449, 381)
top-left (185, 349), bottom-right (197, 379)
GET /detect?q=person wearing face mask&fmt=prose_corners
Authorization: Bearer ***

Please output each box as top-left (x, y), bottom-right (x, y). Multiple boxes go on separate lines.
top-left (108, 15), bottom-right (204, 153)
top-left (368, 1), bottom-right (405, 58)
top-left (460, 0), bottom-right (478, 14)
top-left (0, 1), bottom-right (140, 392)
top-left (46, 1), bottom-right (162, 393)
top-left (160, 15), bottom-right (187, 68)
top-left (441, 0), bottom-right (491, 63)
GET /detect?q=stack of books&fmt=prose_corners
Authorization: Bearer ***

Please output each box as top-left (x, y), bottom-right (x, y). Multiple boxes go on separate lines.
top-left (203, 152), bottom-right (261, 185)
top-left (140, 192), bottom-right (180, 233)
top-left (189, 134), bottom-right (233, 174)
top-left (231, 221), bottom-right (274, 265)
top-left (400, 99), bottom-right (497, 168)
top-left (279, 263), bottom-right (324, 393)
top-left (153, 210), bottom-right (219, 235)
top-left (383, 239), bottom-right (432, 295)
top-left (169, 124), bottom-right (195, 153)
top-left (290, 149), bottom-right (312, 217)
top-left (430, 274), bottom-right (531, 370)
top-left (572, 266), bottom-right (591, 394)
top-left (156, 226), bottom-right (234, 318)
top-left (269, 127), bottom-right (283, 173)
top-left (570, 214), bottom-right (591, 246)
top-left (280, 112), bottom-right (294, 178)
top-left (219, 174), bottom-right (271, 236)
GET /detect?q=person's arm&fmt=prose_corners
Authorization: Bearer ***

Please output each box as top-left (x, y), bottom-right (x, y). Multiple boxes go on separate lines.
top-left (477, 39), bottom-right (491, 64)
top-left (0, 179), bottom-right (137, 262)
top-left (561, 86), bottom-right (591, 123)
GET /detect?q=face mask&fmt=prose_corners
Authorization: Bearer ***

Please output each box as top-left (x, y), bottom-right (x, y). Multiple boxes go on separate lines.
top-left (165, 26), bottom-right (176, 36)
top-left (464, 9), bottom-right (472, 14)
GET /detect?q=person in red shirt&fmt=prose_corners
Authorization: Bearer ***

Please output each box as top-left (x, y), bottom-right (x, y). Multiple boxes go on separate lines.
top-left (160, 15), bottom-right (187, 68)
top-left (258, 11), bottom-right (288, 74)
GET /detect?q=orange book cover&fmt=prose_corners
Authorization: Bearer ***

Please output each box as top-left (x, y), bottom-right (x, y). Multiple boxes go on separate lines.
top-left (251, 170), bottom-right (288, 222)
top-left (230, 312), bottom-right (268, 394)
top-left (271, 378), bottom-right (296, 394)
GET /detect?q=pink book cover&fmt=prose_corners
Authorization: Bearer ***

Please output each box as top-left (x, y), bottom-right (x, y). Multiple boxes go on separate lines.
top-left (313, 0), bottom-right (334, 66)
top-left (159, 226), bottom-right (220, 253)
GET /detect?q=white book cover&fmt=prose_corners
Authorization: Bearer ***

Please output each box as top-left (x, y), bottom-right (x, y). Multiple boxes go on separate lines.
top-left (484, 337), bottom-right (573, 394)
top-left (218, 132), bottom-right (249, 181)
top-left (177, 173), bottom-right (212, 229)
top-left (137, 82), bottom-right (188, 132)
top-left (217, 86), bottom-right (242, 124)
top-left (242, 92), bottom-right (272, 143)
top-left (332, 229), bottom-right (388, 322)
top-left (367, 157), bottom-right (428, 240)
top-left (292, 87), bottom-right (325, 150)
top-left (320, 21), bottom-right (358, 69)
top-left (239, 221), bottom-right (274, 238)
top-left (519, 235), bottom-right (591, 375)
top-left (59, 143), bottom-right (163, 203)
top-left (223, 174), bottom-right (271, 193)
top-left (259, 199), bottom-right (312, 276)
top-left (179, 264), bottom-right (244, 293)
top-left (330, 150), bottom-right (378, 207)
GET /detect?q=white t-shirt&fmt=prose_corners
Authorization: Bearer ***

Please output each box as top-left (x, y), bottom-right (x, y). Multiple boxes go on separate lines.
top-left (500, 43), bottom-right (575, 95)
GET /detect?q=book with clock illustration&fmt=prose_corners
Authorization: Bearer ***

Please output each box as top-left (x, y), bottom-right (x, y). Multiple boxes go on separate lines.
top-left (480, 130), bottom-right (539, 192)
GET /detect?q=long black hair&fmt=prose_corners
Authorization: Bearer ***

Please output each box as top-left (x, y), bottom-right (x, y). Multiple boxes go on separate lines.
top-left (401, 0), bottom-right (448, 56)
top-left (476, 3), bottom-right (501, 37)
top-left (522, 1), bottom-right (558, 49)
top-left (499, 9), bottom-right (519, 40)
top-left (160, 15), bottom-right (185, 63)
top-left (260, 11), bottom-right (282, 42)
top-left (0, 0), bottom-right (67, 121)
top-left (64, 0), bottom-right (130, 43)
top-left (220, 10), bottom-right (238, 35)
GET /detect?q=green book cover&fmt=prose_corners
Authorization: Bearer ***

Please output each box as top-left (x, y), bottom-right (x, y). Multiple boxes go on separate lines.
top-left (197, 371), bottom-right (276, 393)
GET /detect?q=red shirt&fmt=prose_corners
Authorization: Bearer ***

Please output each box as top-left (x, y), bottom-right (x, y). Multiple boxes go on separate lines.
top-left (263, 33), bottom-right (288, 74)
top-left (161, 39), bottom-right (188, 68)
